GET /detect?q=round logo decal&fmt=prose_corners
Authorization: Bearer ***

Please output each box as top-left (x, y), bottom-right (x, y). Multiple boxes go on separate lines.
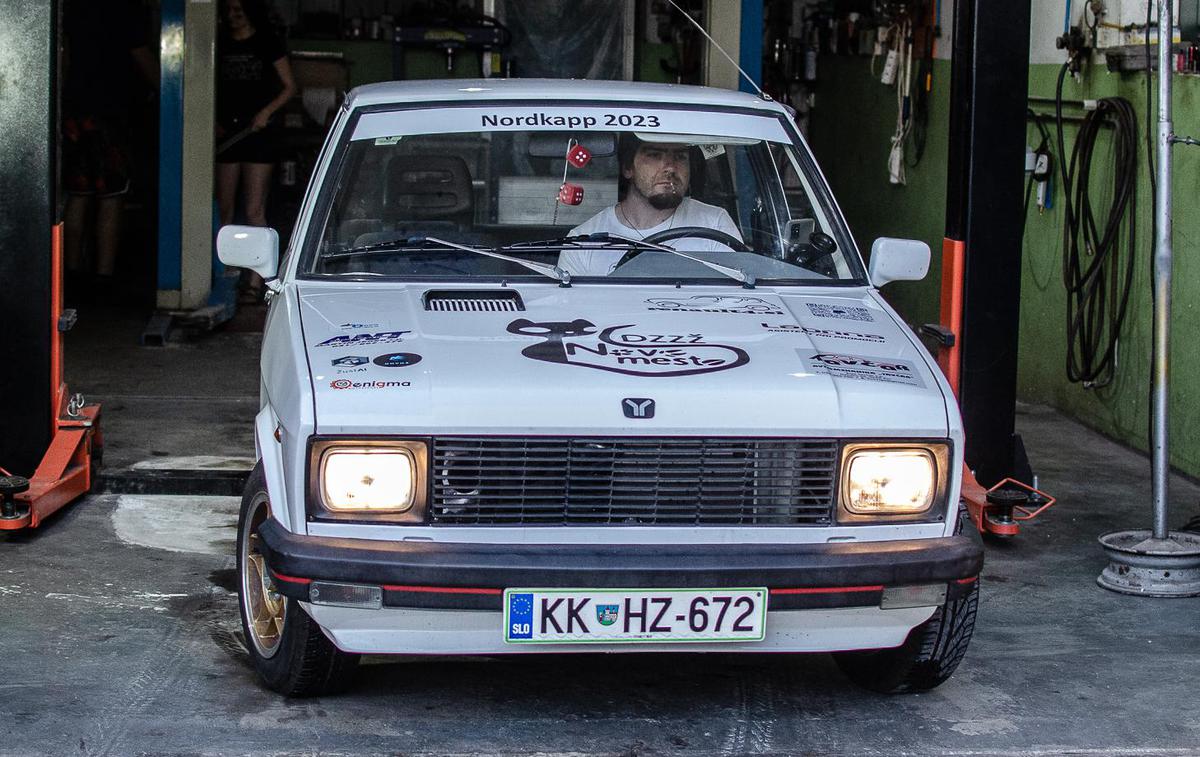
top-left (373, 352), bottom-right (422, 368)
top-left (330, 379), bottom-right (353, 389)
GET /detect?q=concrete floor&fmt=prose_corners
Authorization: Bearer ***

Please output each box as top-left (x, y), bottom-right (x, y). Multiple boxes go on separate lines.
top-left (3, 304), bottom-right (1200, 756)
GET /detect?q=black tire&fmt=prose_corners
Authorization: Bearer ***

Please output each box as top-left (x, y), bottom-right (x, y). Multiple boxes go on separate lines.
top-left (237, 463), bottom-right (360, 697)
top-left (832, 506), bottom-right (980, 694)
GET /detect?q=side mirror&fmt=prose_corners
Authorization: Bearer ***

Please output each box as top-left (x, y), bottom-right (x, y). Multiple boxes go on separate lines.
top-left (868, 237), bottom-right (930, 287)
top-left (217, 225), bottom-right (279, 280)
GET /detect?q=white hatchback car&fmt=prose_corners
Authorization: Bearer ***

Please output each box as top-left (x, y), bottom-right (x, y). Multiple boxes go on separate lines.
top-left (220, 79), bottom-right (982, 697)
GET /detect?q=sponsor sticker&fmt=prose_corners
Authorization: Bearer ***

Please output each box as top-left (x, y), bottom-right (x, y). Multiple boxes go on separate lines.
top-left (315, 331), bottom-right (412, 348)
top-left (338, 322), bottom-right (380, 330)
top-left (802, 351), bottom-right (925, 388)
top-left (353, 107), bottom-right (791, 144)
top-left (761, 323), bottom-right (886, 343)
top-left (331, 356), bottom-right (369, 367)
top-left (329, 379), bottom-right (412, 390)
top-left (507, 318), bottom-right (749, 377)
top-left (373, 352), bottom-right (422, 368)
top-left (646, 295), bottom-right (784, 315)
top-left (805, 303), bottom-right (874, 322)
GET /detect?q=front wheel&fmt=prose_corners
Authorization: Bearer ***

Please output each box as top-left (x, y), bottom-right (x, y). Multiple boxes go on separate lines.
top-left (832, 506), bottom-right (980, 693)
top-left (237, 464), bottom-right (359, 696)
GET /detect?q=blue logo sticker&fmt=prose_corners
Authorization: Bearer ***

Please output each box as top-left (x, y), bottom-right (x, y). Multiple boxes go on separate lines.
top-left (315, 331), bottom-right (411, 348)
top-left (508, 593), bottom-right (534, 639)
top-left (331, 355), bottom-right (369, 367)
top-left (373, 352), bottom-right (423, 368)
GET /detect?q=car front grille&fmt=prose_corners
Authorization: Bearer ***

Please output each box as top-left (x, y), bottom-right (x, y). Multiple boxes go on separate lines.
top-left (429, 437), bottom-right (838, 526)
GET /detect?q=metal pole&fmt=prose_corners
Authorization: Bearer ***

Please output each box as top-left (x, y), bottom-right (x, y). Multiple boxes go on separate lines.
top-left (1153, 0), bottom-right (1173, 540)
top-left (1097, 19), bottom-right (1200, 593)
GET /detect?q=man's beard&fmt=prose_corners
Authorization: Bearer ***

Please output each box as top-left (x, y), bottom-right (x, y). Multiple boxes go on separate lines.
top-left (648, 190), bottom-right (683, 210)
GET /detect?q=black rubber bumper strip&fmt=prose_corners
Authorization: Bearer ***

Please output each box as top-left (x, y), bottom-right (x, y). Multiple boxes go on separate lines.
top-left (258, 520), bottom-right (982, 611)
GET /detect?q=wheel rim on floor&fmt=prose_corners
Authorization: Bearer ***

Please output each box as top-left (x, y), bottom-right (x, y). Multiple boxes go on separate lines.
top-left (240, 492), bottom-right (286, 658)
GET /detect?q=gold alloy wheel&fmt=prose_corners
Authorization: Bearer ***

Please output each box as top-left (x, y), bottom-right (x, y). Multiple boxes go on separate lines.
top-left (241, 493), bottom-right (286, 658)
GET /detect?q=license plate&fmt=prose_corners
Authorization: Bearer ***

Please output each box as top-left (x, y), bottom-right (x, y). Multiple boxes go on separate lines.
top-left (503, 588), bottom-right (767, 644)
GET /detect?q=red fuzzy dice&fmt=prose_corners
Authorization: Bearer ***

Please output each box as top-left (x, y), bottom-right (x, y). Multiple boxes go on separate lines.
top-left (567, 144), bottom-right (592, 168)
top-left (558, 183), bottom-right (585, 205)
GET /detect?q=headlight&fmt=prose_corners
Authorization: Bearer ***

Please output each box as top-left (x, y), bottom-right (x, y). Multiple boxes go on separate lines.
top-left (312, 441), bottom-right (428, 519)
top-left (840, 445), bottom-right (946, 517)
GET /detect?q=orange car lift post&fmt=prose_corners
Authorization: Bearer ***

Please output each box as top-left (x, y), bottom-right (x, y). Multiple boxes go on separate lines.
top-left (937, 240), bottom-right (1053, 537)
top-left (932, 0), bottom-right (1053, 538)
top-left (0, 224), bottom-right (102, 531)
top-left (0, 1), bottom-right (101, 530)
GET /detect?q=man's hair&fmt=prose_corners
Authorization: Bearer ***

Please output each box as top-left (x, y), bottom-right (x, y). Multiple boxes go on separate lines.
top-left (616, 132), bottom-right (641, 200)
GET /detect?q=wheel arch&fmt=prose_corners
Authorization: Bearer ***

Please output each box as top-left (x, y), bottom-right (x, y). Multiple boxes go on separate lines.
top-left (254, 404), bottom-right (292, 532)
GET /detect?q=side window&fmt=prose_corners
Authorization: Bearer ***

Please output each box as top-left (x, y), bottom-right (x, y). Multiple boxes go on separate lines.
top-left (769, 143), bottom-right (851, 278)
top-left (770, 143), bottom-right (818, 231)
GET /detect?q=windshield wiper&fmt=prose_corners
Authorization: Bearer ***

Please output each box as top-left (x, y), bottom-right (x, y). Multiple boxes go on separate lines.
top-left (323, 236), bottom-right (570, 286)
top-left (504, 232), bottom-right (755, 288)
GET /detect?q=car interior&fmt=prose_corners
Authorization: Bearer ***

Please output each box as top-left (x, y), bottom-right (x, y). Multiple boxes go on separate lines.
top-left (313, 130), bottom-right (843, 279)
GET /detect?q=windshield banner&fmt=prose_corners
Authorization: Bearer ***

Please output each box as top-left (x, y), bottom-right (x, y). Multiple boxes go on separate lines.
top-left (352, 106), bottom-right (790, 143)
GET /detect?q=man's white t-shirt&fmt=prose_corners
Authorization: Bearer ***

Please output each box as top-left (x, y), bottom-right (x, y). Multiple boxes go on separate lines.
top-left (557, 197), bottom-right (743, 276)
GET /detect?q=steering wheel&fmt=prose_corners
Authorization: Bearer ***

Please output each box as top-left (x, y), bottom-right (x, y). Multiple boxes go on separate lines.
top-left (643, 226), bottom-right (752, 252)
top-left (612, 226), bottom-right (751, 271)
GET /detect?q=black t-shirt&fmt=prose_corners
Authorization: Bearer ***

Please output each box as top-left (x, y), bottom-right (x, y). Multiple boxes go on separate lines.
top-left (216, 30), bottom-right (288, 129)
top-left (63, 0), bottom-right (148, 118)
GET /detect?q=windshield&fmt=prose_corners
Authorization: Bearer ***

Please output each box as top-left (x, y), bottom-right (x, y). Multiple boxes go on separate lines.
top-left (301, 103), bottom-right (864, 285)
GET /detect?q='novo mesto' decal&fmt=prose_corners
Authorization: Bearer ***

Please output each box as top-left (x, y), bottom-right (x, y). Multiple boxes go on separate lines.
top-left (507, 319), bottom-right (749, 377)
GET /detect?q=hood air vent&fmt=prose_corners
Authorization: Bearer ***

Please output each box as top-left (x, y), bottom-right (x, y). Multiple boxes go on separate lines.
top-left (423, 289), bottom-right (525, 312)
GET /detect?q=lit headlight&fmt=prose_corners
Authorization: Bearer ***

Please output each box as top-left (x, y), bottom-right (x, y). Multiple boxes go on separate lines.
top-left (321, 448), bottom-right (417, 512)
top-left (843, 448), bottom-right (937, 515)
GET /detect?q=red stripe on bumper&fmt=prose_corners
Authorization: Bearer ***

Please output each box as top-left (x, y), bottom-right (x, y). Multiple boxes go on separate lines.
top-left (381, 584), bottom-right (503, 595)
top-left (271, 572), bottom-right (312, 585)
top-left (770, 585), bottom-right (884, 595)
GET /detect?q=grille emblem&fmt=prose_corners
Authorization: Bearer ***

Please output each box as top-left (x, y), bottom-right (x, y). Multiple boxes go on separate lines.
top-left (622, 398), bottom-right (655, 419)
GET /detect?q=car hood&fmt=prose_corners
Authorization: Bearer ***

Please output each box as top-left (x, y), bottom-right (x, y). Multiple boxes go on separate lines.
top-left (297, 284), bottom-right (949, 437)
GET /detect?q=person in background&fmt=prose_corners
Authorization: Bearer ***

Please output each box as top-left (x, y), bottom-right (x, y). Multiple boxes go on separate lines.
top-left (216, 0), bottom-right (296, 303)
top-left (62, 0), bottom-right (157, 288)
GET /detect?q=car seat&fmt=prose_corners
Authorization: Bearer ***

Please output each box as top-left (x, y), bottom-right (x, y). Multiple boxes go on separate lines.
top-left (383, 155), bottom-right (473, 226)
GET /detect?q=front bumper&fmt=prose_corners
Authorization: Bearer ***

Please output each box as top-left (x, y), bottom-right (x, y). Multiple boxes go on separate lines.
top-left (258, 519), bottom-right (983, 612)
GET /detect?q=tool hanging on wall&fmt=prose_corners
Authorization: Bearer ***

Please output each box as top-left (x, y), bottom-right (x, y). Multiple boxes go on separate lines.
top-left (907, 0), bottom-right (938, 166)
top-left (886, 19), bottom-right (914, 184)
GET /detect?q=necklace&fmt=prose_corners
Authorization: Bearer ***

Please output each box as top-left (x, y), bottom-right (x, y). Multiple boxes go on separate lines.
top-left (616, 203), bottom-right (676, 239)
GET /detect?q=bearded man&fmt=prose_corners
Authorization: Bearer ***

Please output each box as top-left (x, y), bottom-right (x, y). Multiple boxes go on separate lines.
top-left (557, 135), bottom-right (743, 276)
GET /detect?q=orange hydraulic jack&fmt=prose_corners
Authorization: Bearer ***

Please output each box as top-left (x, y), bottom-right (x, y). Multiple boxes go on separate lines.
top-left (934, 238), bottom-right (1054, 538)
top-left (0, 224), bottom-right (102, 530)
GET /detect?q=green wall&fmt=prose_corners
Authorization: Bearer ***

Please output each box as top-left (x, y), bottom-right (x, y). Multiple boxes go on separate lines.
top-left (291, 39), bottom-right (483, 88)
top-left (810, 56), bottom-right (1200, 478)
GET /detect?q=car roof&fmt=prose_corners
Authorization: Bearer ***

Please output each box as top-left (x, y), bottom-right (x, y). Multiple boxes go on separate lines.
top-left (345, 79), bottom-right (789, 115)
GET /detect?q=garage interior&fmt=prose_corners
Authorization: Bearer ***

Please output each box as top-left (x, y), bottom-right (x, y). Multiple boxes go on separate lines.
top-left (2, 0), bottom-right (1200, 754)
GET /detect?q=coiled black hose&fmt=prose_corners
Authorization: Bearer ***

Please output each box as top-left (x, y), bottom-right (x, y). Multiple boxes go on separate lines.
top-left (1054, 61), bottom-right (1140, 387)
